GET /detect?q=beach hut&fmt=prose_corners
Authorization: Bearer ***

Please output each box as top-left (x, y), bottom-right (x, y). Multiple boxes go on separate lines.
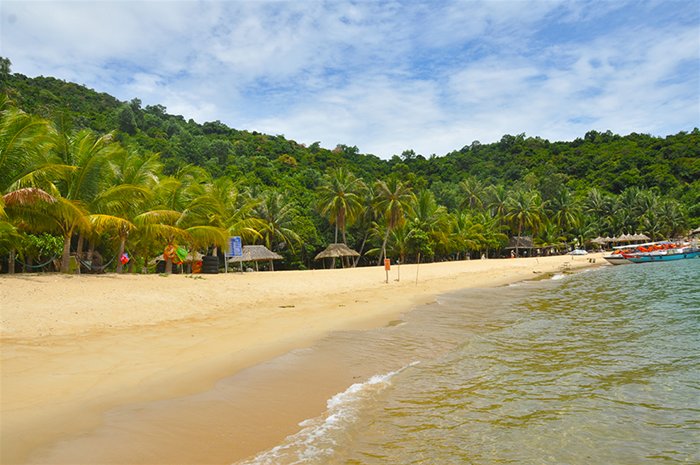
top-left (505, 236), bottom-right (536, 257)
top-left (314, 243), bottom-right (360, 269)
top-left (689, 227), bottom-right (700, 237)
top-left (227, 245), bottom-right (283, 271)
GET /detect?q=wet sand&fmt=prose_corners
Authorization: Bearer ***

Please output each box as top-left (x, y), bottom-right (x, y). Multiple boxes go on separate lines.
top-left (0, 255), bottom-right (603, 464)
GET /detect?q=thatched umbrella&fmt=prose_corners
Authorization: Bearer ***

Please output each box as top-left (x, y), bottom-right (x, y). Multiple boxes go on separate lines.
top-left (689, 227), bottom-right (700, 236)
top-left (228, 245), bottom-right (283, 271)
top-left (315, 243), bottom-right (360, 269)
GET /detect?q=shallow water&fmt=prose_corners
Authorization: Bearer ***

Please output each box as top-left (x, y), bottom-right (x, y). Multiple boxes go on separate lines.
top-left (238, 260), bottom-right (700, 464)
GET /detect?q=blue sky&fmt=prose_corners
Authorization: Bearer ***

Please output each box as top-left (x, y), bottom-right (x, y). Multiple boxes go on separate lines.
top-left (1, 0), bottom-right (699, 158)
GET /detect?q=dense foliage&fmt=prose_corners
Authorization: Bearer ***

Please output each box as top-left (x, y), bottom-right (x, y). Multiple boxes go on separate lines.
top-left (1, 63), bottom-right (698, 273)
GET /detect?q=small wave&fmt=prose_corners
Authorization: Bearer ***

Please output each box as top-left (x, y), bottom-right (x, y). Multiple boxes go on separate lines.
top-left (236, 362), bottom-right (420, 465)
top-left (550, 273), bottom-right (567, 280)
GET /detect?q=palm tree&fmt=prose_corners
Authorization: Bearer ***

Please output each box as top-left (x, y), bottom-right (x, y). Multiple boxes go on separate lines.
top-left (0, 104), bottom-right (76, 272)
top-left (448, 211), bottom-right (486, 259)
top-left (254, 190), bottom-right (301, 270)
top-left (203, 177), bottom-right (264, 244)
top-left (485, 184), bottom-right (509, 230)
top-left (535, 219), bottom-right (566, 250)
top-left (46, 128), bottom-right (124, 271)
top-left (506, 189), bottom-right (543, 256)
top-left (317, 167), bottom-right (367, 244)
top-left (348, 183), bottom-right (376, 266)
top-left (548, 189), bottom-right (581, 239)
top-left (408, 190), bottom-right (448, 262)
top-left (136, 165), bottom-right (226, 273)
top-left (458, 176), bottom-right (485, 212)
top-left (374, 178), bottom-right (415, 265)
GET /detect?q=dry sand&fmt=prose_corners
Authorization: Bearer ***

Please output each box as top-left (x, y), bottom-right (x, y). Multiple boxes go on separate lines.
top-left (0, 254), bottom-right (604, 464)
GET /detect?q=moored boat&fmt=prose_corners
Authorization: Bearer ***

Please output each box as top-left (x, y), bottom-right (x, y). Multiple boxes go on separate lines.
top-left (622, 241), bottom-right (700, 263)
top-left (603, 253), bottom-right (632, 265)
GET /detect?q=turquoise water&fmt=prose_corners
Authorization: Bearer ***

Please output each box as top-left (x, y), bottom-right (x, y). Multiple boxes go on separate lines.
top-left (240, 260), bottom-right (700, 464)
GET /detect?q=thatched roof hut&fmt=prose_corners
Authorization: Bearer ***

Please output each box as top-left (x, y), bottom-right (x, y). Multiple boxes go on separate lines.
top-left (227, 245), bottom-right (283, 271)
top-left (690, 227), bottom-right (700, 236)
top-left (315, 243), bottom-right (360, 260)
top-left (314, 243), bottom-right (360, 269)
top-left (505, 236), bottom-right (534, 249)
top-left (228, 245), bottom-right (282, 262)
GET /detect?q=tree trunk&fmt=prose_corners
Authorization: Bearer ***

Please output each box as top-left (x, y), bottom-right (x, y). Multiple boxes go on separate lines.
top-left (378, 227), bottom-right (391, 265)
top-left (116, 236), bottom-right (126, 273)
top-left (334, 221), bottom-right (338, 243)
top-left (76, 234), bottom-right (85, 262)
top-left (515, 220), bottom-right (523, 257)
top-left (415, 252), bottom-right (421, 285)
top-left (165, 258), bottom-right (173, 274)
top-left (354, 232), bottom-right (369, 267)
top-left (8, 249), bottom-right (15, 274)
top-left (61, 232), bottom-right (71, 273)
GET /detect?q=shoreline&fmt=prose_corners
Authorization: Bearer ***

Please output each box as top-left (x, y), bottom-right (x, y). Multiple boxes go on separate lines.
top-left (0, 255), bottom-right (604, 464)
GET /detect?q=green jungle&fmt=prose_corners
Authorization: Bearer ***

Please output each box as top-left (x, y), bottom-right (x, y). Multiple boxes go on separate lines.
top-left (2, 57), bottom-right (699, 273)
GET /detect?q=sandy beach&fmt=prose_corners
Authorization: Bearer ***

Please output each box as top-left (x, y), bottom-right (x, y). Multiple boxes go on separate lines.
top-left (0, 254), bottom-right (603, 464)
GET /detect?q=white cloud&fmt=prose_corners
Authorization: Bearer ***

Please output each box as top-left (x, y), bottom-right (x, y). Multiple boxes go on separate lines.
top-left (1, 0), bottom-right (698, 158)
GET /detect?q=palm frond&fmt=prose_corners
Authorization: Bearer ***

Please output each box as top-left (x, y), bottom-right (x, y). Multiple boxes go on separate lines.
top-left (89, 214), bottom-right (136, 235)
top-left (3, 187), bottom-right (56, 206)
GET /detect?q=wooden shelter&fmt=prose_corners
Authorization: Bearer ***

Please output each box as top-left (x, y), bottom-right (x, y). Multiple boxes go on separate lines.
top-left (505, 236), bottom-right (536, 256)
top-left (315, 243), bottom-right (360, 269)
top-left (227, 245), bottom-right (283, 271)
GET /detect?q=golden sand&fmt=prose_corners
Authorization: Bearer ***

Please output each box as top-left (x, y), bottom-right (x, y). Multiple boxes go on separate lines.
top-left (0, 254), bottom-right (603, 464)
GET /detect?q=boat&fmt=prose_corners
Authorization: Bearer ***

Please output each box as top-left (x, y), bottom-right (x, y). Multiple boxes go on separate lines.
top-left (602, 243), bottom-right (653, 265)
top-left (603, 252), bottom-right (632, 265)
top-left (622, 241), bottom-right (700, 263)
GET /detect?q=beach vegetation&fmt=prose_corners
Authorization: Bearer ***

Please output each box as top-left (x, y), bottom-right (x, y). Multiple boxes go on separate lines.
top-left (1, 72), bottom-right (698, 273)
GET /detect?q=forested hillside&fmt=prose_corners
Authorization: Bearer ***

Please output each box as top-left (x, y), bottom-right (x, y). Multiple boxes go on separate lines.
top-left (2, 66), bottom-right (699, 273)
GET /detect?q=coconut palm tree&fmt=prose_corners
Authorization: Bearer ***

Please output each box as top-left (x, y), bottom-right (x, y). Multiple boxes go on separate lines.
top-left (458, 176), bottom-right (486, 212)
top-left (204, 177), bottom-right (264, 244)
top-left (317, 167), bottom-right (367, 244)
top-left (0, 104), bottom-right (73, 272)
top-left (506, 189), bottom-right (543, 256)
top-left (448, 211), bottom-right (486, 259)
top-left (44, 128), bottom-right (125, 271)
top-left (374, 178), bottom-right (415, 265)
top-left (253, 190), bottom-right (301, 270)
top-left (135, 165), bottom-right (227, 273)
top-left (548, 189), bottom-right (581, 239)
top-left (485, 184), bottom-right (509, 230)
top-left (408, 190), bottom-right (448, 262)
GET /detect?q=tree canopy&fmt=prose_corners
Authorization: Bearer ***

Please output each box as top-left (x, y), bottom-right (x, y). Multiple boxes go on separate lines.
top-left (1, 65), bottom-right (698, 273)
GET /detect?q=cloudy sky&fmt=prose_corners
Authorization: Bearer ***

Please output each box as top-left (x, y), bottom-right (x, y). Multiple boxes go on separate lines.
top-left (1, 0), bottom-right (699, 158)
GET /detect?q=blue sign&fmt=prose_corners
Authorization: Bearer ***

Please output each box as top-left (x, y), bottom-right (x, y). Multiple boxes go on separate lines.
top-left (228, 236), bottom-right (242, 257)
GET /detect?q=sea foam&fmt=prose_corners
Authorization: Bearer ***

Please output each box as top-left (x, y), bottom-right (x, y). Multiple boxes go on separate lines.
top-left (236, 361), bottom-right (419, 465)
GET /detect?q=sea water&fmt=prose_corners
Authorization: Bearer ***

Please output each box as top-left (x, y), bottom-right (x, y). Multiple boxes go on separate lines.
top-left (238, 260), bottom-right (700, 464)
